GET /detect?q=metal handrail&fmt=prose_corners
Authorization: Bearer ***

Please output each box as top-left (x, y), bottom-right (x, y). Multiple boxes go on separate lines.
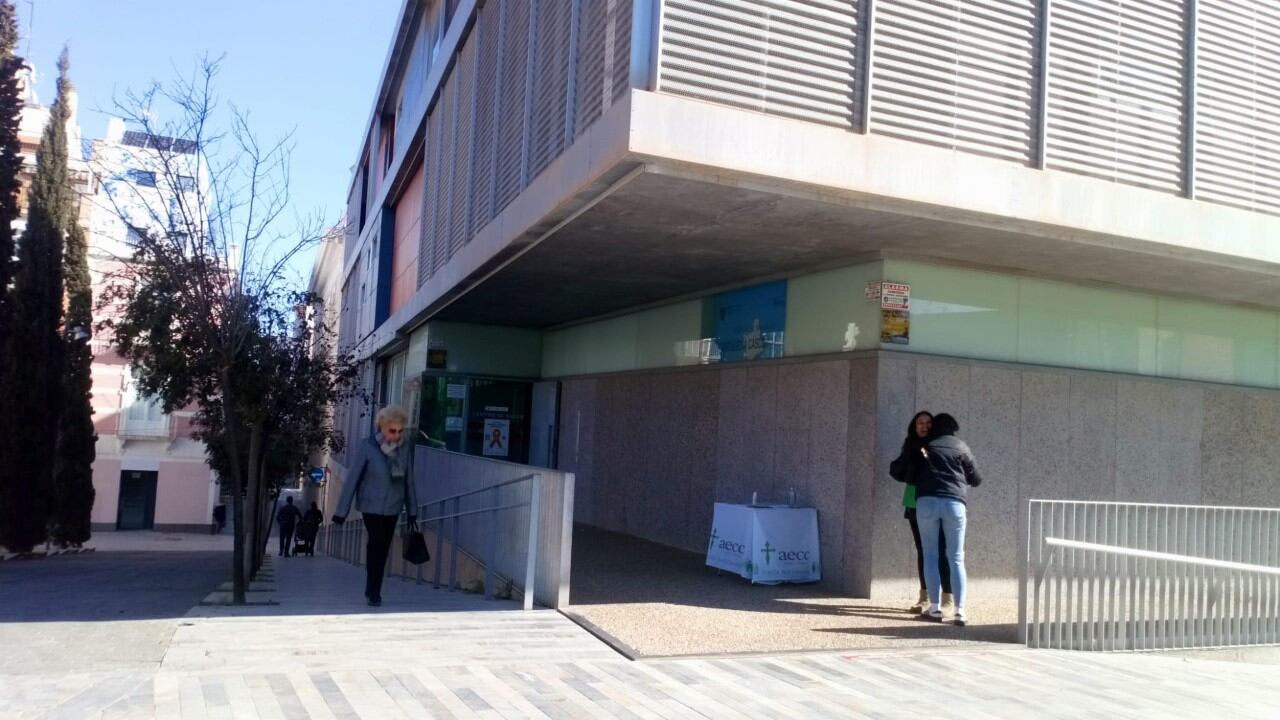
top-left (417, 502), bottom-right (530, 524)
top-left (1022, 499), bottom-right (1280, 651)
top-left (317, 473), bottom-right (544, 611)
top-left (415, 473), bottom-right (542, 610)
top-left (422, 473), bottom-right (538, 506)
top-left (1045, 538), bottom-right (1280, 576)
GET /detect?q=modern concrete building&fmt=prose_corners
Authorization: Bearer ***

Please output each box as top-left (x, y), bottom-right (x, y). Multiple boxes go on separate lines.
top-left (333, 0), bottom-right (1280, 598)
top-left (84, 120), bottom-right (217, 533)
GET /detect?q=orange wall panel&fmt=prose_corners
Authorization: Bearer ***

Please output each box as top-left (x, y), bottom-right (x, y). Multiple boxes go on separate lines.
top-left (390, 163), bottom-right (424, 315)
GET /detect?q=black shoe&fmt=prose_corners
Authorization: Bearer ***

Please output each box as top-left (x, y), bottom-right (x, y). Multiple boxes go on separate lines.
top-left (367, 597), bottom-right (381, 607)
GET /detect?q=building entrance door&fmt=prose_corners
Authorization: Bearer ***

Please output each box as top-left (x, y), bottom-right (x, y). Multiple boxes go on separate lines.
top-left (117, 470), bottom-right (157, 530)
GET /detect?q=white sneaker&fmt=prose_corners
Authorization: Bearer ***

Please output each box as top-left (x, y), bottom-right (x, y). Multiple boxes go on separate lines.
top-left (953, 608), bottom-right (968, 626)
top-left (923, 605), bottom-right (943, 622)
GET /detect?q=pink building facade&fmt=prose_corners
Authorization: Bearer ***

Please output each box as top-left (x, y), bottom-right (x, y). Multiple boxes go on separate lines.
top-left (84, 121), bottom-right (219, 532)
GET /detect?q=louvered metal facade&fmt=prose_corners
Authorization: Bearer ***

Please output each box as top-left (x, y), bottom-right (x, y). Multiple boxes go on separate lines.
top-left (871, 0), bottom-right (1037, 163)
top-left (652, 0), bottom-right (1280, 216)
top-left (658, 0), bottom-right (863, 129)
top-left (369, 0), bottom-right (1280, 310)
top-left (1196, 0), bottom-right (1280, 214)
top-left (1044, 0), bottom-right (1187, 193)
top-left (405, 0), bottom-right (631, 290)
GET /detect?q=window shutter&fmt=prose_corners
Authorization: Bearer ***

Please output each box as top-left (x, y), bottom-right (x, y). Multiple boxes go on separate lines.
top-left (1045, 0), bottom-right (1187, 192)
top-left (659, 0), bottom-right (862, 129)
top-left (871, 0), bottom-right (1038, 163)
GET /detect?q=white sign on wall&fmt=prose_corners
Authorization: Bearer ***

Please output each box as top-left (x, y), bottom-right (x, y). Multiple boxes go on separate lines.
top-left (880, 282), bottom-right (910, 310)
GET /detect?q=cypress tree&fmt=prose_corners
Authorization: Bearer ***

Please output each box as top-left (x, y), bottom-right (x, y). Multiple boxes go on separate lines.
top-left (0, 49), bottom-right (72, 552)
top-left (0, 0), bottom-right (20, 320)
top-left (50, 208), bottom-right (96, 547)
top-left (0, 1), bottom-right (25, 550)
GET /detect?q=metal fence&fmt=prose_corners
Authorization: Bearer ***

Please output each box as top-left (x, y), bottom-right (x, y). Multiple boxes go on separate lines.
top-left (318, 446), bottom-right (576, 610)
top-left (1021, 500), bottom-right (1280, 651)
top-left (419, 448), bottom-right (575, 610)
top-left (317, 475), bottom-right (543, 610)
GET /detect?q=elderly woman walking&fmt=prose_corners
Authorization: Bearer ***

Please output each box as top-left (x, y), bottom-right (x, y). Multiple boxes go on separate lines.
top-left (332, 406), bottom-right (420, 607)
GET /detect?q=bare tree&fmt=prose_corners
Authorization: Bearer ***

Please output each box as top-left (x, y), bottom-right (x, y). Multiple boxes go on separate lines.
top-left (97, 57), bottom-right (350, 603)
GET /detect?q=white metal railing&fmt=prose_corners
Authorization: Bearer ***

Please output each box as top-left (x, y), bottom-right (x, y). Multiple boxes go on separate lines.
top-left (1020, 500), bottom-right (1280, 651)
top-left (418, 473), bottom-right (542, 610)
top-left (318, 473), bottom-right (544, 611)
top-left (118, 414), bottom-right (170, 438)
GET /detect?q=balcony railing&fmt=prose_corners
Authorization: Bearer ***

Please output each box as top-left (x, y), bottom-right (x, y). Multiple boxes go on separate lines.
top-left (118, 414), bottom-right (171, 438)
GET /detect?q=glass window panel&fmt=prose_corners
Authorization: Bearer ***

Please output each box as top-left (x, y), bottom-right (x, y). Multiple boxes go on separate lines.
top-left (786, 262), bottom-right (883, 356)
top-left (543, 315), bottom-right (638, 377)
top-left (882, 261), bottom-right (1018, 361)
top-left (1018, 279), bottom-right (1158, 375)
top-left (702, 280), bottom-right (787, 363)
top-left (635, 301), bottom-right (703, 369)
top-left (1157, 298), bottom-right (1277, 387)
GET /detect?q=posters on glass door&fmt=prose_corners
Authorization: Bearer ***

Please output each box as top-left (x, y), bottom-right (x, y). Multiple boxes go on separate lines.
top-left (482, 418), bottom-right (510, 457)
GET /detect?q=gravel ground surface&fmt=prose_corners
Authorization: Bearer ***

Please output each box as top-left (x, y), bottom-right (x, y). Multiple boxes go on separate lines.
top-left (567, 525), bottom-right (1019, 657)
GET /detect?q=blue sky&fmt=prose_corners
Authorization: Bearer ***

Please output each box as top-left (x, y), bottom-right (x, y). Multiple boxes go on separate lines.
top-left (18, 0), bottom-right (403, 284)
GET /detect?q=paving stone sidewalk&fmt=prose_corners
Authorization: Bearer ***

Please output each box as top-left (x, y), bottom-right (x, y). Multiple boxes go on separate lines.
top-left (3, 544), bottom-right (1280, 718)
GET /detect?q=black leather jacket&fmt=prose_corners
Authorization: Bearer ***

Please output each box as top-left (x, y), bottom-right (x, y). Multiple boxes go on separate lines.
top-left (913, 433), bottom-right (983, 504)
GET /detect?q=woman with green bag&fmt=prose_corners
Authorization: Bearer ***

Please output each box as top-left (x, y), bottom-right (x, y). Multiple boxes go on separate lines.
top-left (889, 411), bottom-right (952, 614)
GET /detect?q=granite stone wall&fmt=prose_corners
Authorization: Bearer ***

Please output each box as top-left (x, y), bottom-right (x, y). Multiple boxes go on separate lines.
top-left (557, 352), bottom-right (1280, 599)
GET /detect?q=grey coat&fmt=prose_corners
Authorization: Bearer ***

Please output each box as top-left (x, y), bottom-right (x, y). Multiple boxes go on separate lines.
top-left (335, 436), bottom-right (420, 519)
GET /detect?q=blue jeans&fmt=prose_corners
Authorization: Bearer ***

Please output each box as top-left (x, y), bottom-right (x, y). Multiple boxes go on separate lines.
top-left (916, 496), bottom-right (967, 608)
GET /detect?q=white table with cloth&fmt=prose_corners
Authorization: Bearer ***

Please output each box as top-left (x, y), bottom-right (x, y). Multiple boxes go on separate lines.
top-left (705, 502), bottom-right (821, 584)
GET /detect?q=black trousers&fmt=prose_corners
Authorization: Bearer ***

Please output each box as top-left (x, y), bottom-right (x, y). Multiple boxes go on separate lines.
top-left (363, 513), bottom-right (400, 600)
top-left (906, 509), bottom-right (952, 593)
top-left (278, 523), bottom-right (296, 556)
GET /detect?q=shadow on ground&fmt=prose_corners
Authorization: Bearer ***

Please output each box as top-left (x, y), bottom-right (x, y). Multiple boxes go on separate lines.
top-left (0, 551), bottom-right (230, 622)
top-left (567, 524), bottom-right (1018, 656)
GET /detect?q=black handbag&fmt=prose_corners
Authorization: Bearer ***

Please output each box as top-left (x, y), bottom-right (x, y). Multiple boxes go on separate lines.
top-left (403, 527), bottom-right (430, 565)
top-left (398, 457), bottom-right (429, 564)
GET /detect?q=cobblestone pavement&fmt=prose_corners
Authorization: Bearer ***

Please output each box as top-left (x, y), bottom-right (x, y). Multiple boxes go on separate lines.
top-left (2, 542), bottom-right (1279, 719)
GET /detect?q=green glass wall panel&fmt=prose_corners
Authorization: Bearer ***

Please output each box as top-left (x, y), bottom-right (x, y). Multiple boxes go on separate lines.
top-left (1156, 299), bottom-right (1277, 387)
top-left (635, 300), bottom-right (703, 369)
top-left (1017, 279), bottom-right (1158, 375)
top-left (786, 262), bottom-right (883, 355)
top-left (543, 314), bottom-right (639, 377)
top-left (422, 322), bottom-right (543, 378)
top-left (881, 261), bottom-right (1019, 361)
top-left (537, 259), bottom-right (1280, 389)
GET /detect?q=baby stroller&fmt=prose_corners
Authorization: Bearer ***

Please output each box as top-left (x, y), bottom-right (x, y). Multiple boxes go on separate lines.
top-left (293, 520), bottom-right (319, 557)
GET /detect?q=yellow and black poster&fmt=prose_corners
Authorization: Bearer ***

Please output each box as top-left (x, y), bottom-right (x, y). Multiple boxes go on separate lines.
top-left (880, 309), bottom-right (910, 345)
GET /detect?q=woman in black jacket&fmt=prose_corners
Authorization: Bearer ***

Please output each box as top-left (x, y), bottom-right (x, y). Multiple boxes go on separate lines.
top-left (890, 411), bottom-right (951, 613)
top-left (914, 413), bottom-right (983, 626)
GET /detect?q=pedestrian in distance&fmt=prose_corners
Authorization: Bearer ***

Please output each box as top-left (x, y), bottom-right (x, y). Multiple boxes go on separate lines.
top-left (303, 501), bottom-right (323, 526)
top-left (276, 496), bottom-right (302, 557)
top-left (212, 503), bottom-right (226, 534)
top-left (332, 405), bottom-right (420, 607)
top-left (913, 413), bottom-right (982, 626)
top-left (889, 411), bottom-right (953, 614)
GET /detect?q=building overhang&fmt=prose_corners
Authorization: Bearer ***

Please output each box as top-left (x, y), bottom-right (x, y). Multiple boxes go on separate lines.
top-left (378, 90), bottom-right (1280, 344)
